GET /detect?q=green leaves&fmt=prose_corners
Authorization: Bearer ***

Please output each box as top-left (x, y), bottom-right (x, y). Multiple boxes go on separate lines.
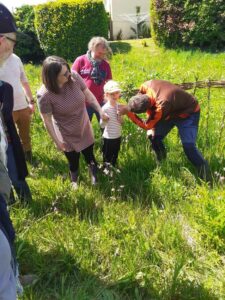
top-left (34, 0), bottom-right (108, 61)
top-left (150, 0), bottom-right (225, 50)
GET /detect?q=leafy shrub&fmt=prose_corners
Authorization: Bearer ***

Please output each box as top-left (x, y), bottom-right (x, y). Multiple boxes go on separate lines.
top-left (34, 0), bottom-right (108, 61)
top-left (14, 5), bottom-right (44, 63)
top-left (150, 0), bottom-right (225, 50)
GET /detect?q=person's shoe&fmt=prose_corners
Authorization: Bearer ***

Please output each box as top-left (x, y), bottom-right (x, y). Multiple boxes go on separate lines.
top-left (14, 181), bottom-right (32, 204)
top-left (102, 162), bottom-right (111, 176)
top-left (24, 151), bottom-right (33, 163)
top-left (71, 182), bottom-right (78, 190)
top-left (197, 161), bottom-right (213, 185)
top-left (70, 171), bottom-right (78, 189)
top-left (8, 189), bottom-right (16, 205)
top-left (19, 274), bottom-right (38, 287)
top-left (89, 163), bottom-right (98, 185)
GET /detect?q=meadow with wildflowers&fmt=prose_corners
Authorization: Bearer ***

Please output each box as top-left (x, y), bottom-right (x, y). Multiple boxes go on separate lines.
top-left (13, 39), bottom-right (225, 299)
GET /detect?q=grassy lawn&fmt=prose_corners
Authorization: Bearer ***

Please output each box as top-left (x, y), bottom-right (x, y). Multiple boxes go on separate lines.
top-left (13, 39), bottom-right (225, 299)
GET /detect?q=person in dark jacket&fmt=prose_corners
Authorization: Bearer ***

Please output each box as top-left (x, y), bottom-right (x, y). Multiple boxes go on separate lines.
top-left (0, 80), bottom-right (32, 202)
top-left (119, 79), bottom-right (211, 182)
top-left (0, 4), bottom-right (18, 299)
top-left (0, 4), bottom-right (32, 202)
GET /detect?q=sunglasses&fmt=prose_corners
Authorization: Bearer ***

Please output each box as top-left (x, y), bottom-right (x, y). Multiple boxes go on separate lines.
top-left (0, 34), bottom-right (17, 45)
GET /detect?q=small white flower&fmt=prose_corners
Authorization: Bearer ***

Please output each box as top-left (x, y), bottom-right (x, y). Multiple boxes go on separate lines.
top-left (135, 272), bottom-right (144, 280)
top-left (114, 247), bottom-right (120, 256)
top-left (103, 168), bottom-right (110, 175)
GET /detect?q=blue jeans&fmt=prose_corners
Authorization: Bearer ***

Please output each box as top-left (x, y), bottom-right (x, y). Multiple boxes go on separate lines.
top-left (149, 112), bottom-right (206, 167)
top-left (6, 144), bottom-right (31, 202)
top-left (86, 101), bottom-right (104, 123)
top-left (0, 229), bottom-right (16, 300)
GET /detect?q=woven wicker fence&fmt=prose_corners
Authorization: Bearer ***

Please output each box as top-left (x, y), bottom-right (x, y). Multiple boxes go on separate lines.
top-left (131, 80), bottom-right (225, 94)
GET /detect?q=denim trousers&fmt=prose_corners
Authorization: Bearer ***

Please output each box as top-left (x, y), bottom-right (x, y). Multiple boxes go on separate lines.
top-left (6, 143), bottom-right (31, 201)
top-left (150, 112), bottom-right (206, 167)
top-left (0, 229), bottom-right (16, 300)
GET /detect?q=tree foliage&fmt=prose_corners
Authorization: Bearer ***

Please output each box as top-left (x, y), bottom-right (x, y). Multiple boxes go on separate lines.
top-left (150, 0), bottom-right (225, 50)
top-left (14, 5), bottom-right (44, 62)
top-left (34, 0), bottom-right (108, 61)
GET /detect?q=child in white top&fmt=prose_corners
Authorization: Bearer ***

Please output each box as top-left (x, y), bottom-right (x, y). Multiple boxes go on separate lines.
top-left (100, 80), bottom-right (123, 168)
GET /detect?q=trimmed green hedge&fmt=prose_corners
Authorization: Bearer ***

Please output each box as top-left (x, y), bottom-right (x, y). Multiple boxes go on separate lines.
top-left (34, 0), bottom-right (108, 61)
top-left (150, 0), bottom-right (225, 50)
top-left (14, 5), bottom-right (44, 62)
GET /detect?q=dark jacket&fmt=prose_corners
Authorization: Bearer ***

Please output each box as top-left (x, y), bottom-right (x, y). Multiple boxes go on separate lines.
top-left (0, 193), bottom-right (15, 244)
top-left (0, 81), bottom-right (28, 179)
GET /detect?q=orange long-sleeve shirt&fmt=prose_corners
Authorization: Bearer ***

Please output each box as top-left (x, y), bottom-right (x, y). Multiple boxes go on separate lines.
top-left (127, 80), bottom-right (200, 130)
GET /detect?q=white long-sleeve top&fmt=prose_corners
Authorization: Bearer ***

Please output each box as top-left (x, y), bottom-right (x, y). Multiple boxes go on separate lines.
top-left (100, 102), bottom-right (122, 139)
top-left (0, 54), bottom-right (28, 111)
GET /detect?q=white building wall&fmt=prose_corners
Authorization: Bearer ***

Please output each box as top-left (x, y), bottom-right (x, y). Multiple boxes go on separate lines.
top-left (104, 0), bottom-right (150, 40)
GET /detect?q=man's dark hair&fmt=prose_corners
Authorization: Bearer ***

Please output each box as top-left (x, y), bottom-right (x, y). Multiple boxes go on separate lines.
top-left (128, 94), bottom-right (150, 113)
top-left (42, 56), bottom-right (71, 94)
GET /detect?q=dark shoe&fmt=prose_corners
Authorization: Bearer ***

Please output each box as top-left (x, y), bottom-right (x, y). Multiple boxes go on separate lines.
top-left (8, 189), bottom-right (16, 205)
top-left (89, 163), bottom-right (98, 185)
top-left (14, 181), bottom-right (32, 203)
top-left (70, 171), bottom-right (79, 190)
top-left (148, 136), bottom-right (167, 162)
top-left (19, 274), bottom-right (38, 287)
top-left (197, 161), bottom-right (213, 185)
top-left (24, 151), bottom-right (32, 163)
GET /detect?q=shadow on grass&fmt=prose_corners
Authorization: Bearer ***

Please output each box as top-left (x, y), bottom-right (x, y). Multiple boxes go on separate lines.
top-left (25, 187), bottom-right (104, 225)
top-left (110, 41), bottom-right (132, 54)
top-left (96, 152), bottom-right (161, 207)
top-left (16, 239), bottom-right (218, 300)
top-left (26, 139), bottom-right (219, 223)
top-left (167, 278), bottom-right (219, 300)
top-left (95, 145), bottom-right (217, 209)
top-left (16, 239), bottom-right (159, 300)
top-left (29, 153), bottom-right (68, 180)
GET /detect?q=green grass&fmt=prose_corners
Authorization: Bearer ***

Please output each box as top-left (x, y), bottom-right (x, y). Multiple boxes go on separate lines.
top-left (13, 39), bottom-right (225, 299)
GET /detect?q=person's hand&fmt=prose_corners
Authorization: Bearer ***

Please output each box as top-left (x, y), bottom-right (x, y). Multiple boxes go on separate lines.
top-left (117, 115), bottom-right (123, 124)
top-left (101, 112), bottom-right (109, 122)
top-left (55, 141), bottom-right (67, 152)
top-left (118, 104), bottom-right (130, 115)
top-left (147, 129), bottom-right (155, 139)
top-left (28, 103), bottom-right (35, 114)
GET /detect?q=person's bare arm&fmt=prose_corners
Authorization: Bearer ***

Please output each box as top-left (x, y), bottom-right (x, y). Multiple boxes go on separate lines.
top-left (41, 113), bottom-right (67, 151)
top-left (22, 81), bottom-right (35, 113)
top-left (83, 88), bottom-right (109, 121)
top-left (118, 104), bottom-right (130, 115)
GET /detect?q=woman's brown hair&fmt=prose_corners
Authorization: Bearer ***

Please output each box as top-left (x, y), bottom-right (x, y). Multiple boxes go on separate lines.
top-left (42, 56), bottom-right (71, 94)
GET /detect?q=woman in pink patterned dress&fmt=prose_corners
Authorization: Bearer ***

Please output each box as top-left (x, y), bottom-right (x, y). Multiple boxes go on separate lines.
top-left (37, 56), bottom-right (108, 189)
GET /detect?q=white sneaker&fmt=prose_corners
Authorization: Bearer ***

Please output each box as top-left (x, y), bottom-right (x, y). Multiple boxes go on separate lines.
top-left (71, 182), bottom-right (78, 190)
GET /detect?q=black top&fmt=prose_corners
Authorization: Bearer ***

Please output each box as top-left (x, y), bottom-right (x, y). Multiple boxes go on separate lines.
top-left (0, 81), bottom-right (28, 180)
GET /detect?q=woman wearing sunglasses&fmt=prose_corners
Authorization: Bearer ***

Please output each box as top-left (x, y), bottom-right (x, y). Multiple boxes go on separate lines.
top-left (37, 56), bottom-right (108, 189)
